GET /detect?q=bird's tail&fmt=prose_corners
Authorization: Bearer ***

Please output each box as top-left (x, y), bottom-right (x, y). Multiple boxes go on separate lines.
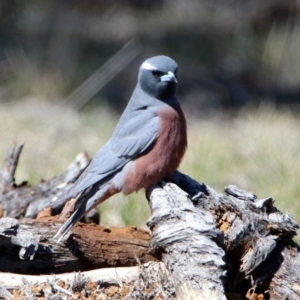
top-left (54, 184), bottom-right (113, 242)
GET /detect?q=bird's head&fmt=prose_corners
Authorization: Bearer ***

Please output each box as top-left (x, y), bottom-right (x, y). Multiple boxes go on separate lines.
top-left (138, 55), bottom-right (178, 100)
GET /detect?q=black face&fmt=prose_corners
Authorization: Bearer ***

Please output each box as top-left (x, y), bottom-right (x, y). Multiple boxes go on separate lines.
top-left (138, 56), bottom-right (178, 100)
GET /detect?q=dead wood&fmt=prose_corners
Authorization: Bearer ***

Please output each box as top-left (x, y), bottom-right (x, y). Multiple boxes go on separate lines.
top-left (0, 262), bottom-right (172, 300)
top-left (0, 143), bottom-right (90, 219)
top-left (0, 143), bottom-right (24, 192)
top-left (0, 216), bottom-right (156, 274)
top-left (147, 179), bottom-right (226, 299)
top-left (1, 144), bottom-right (300, 299)
top-left (0, 265), bottom-right (141, 290)
top-left (155, 171), bottom-right (300, 300)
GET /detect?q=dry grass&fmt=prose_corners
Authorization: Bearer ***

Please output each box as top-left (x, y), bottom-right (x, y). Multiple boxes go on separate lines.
top-left (1, 100), bottom-right (300, 234)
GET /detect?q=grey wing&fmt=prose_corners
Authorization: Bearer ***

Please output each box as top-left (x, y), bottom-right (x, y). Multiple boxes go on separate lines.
top-left (58, 111), bottom-right (160, 201)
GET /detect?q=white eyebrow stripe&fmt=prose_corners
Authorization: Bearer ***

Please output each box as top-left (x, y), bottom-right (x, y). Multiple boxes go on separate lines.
top-left (141, 61), bottom-right (156, 70)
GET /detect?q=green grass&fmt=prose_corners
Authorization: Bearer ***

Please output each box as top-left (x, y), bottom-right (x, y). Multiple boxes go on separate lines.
top-left (1, 100), bottom-right (300, 236)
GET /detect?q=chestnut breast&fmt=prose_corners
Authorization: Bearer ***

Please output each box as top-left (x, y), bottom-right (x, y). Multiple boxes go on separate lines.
top-left (122, 105), bottom-right (187, 194)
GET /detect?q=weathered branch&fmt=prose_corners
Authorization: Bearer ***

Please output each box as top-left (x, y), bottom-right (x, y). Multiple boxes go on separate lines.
top-left (146, 181), bottom-right (226, 300)
top-left (160, 171), bottom-right (300, 300)
top-left (0, 262), bottom-right (169, 300)
top-left (0, 217), bottom-right (156, 274)
top-left (0, 265), bottom-right (141, 290)
top-left (0, 143), bottom-right (90, 219)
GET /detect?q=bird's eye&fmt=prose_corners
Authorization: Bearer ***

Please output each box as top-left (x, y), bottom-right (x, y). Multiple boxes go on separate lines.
top-left (152, 70), bottom-right (159, 77)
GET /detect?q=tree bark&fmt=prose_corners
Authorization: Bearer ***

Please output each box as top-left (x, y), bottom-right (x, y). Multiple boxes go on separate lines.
top-left (146, 181), bottom-right (226, 300)
top-left (0, 216), bottom-right (156, 275)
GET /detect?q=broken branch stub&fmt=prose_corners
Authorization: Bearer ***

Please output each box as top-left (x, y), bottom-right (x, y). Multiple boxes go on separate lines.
top-left (146, 181), bottom-right (227, 300)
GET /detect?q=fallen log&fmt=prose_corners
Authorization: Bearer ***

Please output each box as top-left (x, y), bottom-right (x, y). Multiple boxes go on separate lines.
top-left (1, 144), bottom-right (300, 299)
top-left (157, 171), bottom-right (300, 300)
top-left (0, 216), bottom-right (155, 274)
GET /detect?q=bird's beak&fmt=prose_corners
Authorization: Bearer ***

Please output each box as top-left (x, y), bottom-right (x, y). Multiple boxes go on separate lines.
top-left (160, 71), bottom-right (177, 83)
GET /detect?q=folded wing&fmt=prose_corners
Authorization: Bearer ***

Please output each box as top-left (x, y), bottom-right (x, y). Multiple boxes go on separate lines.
top-left (56, 110), bottom-right (160, 203)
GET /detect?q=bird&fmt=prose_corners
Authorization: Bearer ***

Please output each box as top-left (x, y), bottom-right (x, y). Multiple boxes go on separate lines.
top-left (54, 55), bottom-right (187, 241)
